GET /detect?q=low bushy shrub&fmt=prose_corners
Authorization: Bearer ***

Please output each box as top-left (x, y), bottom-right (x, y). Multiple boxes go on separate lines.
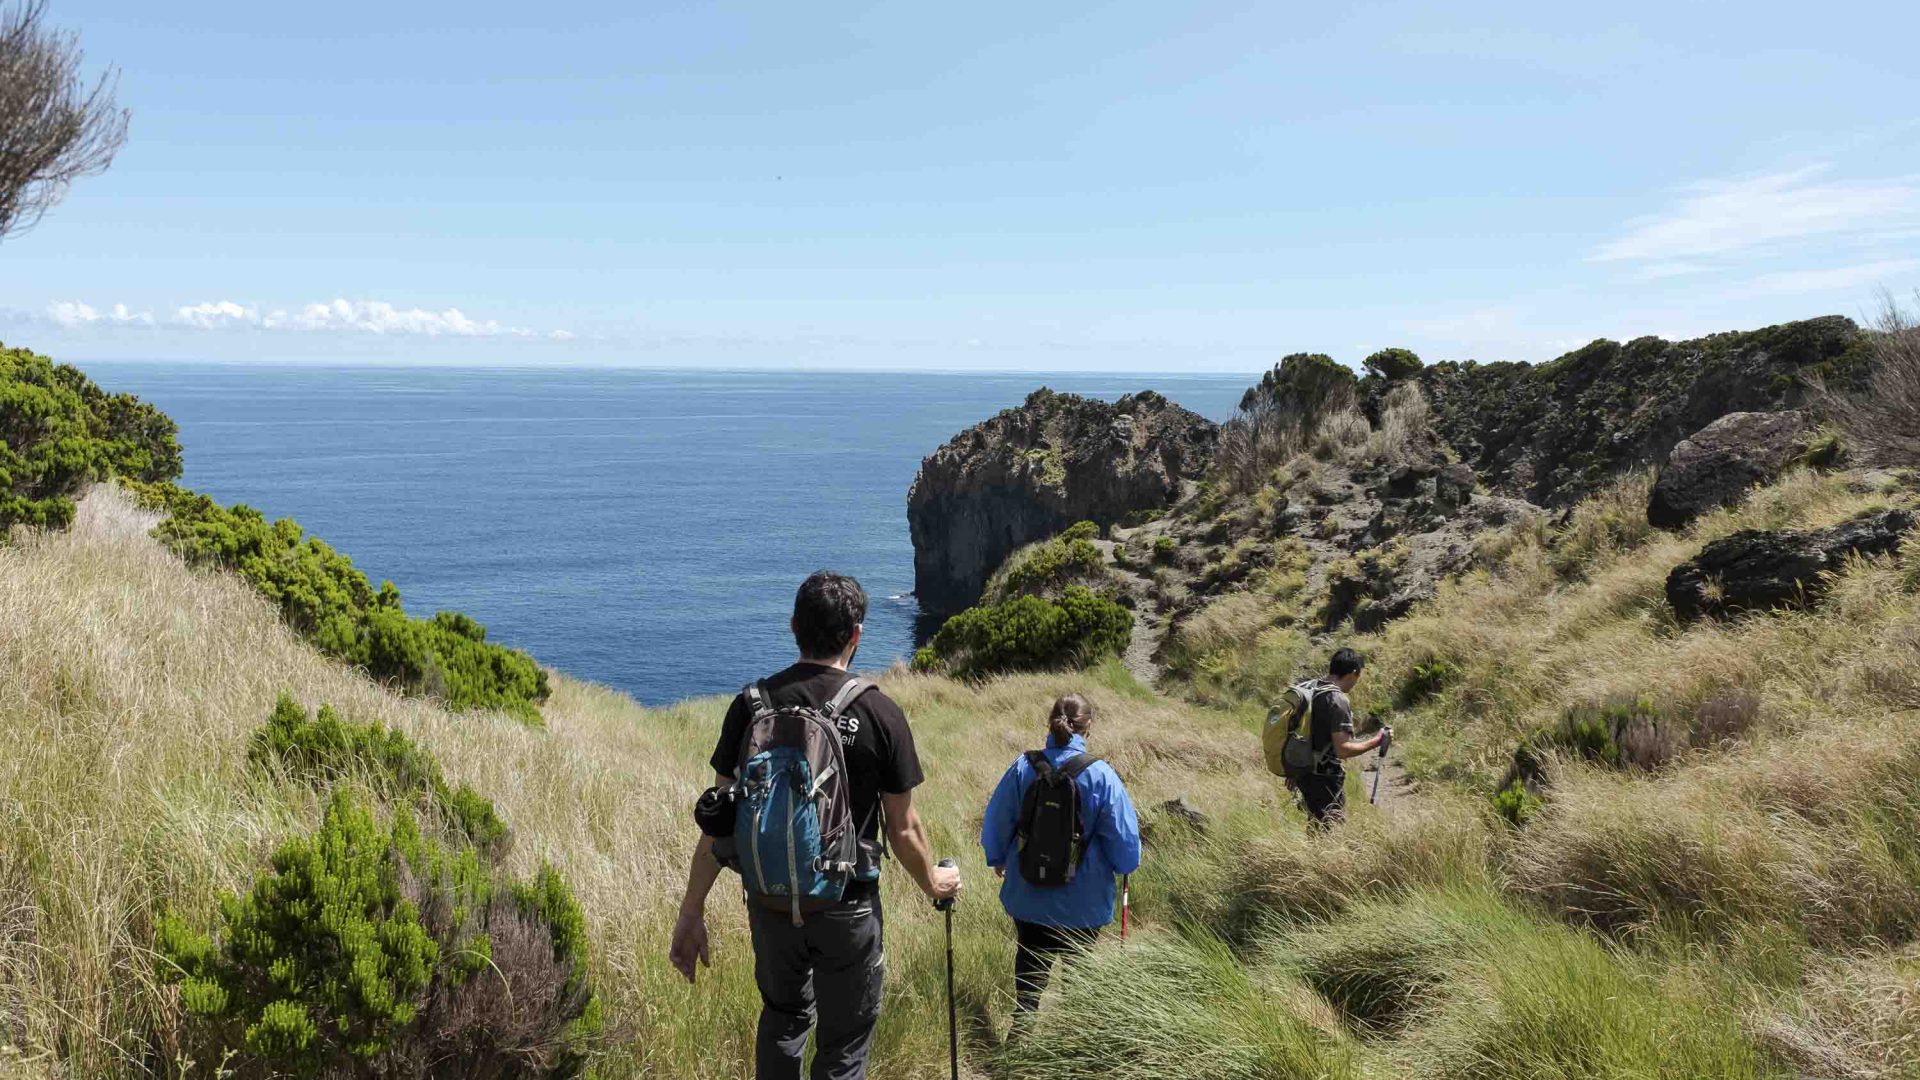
top-left (915, 586), bottom-right (1132, 678)
top-left (1546, 697), bottom-right (1680, 773)
top-left (253, 693), bottom-right (508, 849)
top-left (1492, 779), bottom-right (1544, 827)
top-left (156, 791), bottom-right (600, 1080)
top-left (985, 534), bottom-right (1110, 603)
top-left (1398, 656), bottom-right (1461, 707)
top-left (1060, 519), bottom-right (1099, 542)
top-left (150, 490), bottom-right (548, 723)
top-left (1362, 346), bottom-right (1424, 383)
top-left (1, 345), bottom-right (180, 531)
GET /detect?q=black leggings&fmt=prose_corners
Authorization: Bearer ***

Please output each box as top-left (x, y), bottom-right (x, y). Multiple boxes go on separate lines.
top-left (1013, 920), bottom-right (1100, 1013)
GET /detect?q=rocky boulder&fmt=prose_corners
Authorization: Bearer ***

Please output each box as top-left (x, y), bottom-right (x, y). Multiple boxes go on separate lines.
top-left (1647, 411), bottom-right (1813, 529)
top-left (908, 389), bottom-right (1216, 616)
top-left (1666, 508), bottom-right (1914, 621)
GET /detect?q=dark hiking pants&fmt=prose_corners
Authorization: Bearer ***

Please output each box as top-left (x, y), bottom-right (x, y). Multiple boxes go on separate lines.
top-left (747, 899), bottom-right (885, 1080)
top-left (1012, 919), bottom-right (1100, 1013)
top-left (1298, 771), bottom-right (1347, 831)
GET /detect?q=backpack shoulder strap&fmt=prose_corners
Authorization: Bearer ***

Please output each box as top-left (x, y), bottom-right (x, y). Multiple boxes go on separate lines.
top-left (822, 676), bottom-right (871, 719)
top-left (1290, 680), bottom-right (1323, 735)
top-left (744, 680), bottom-right (777, 720)
top-left (1058, 753), bottom-right (1101, 782)
top-left (1023, 750), bottom-right (1057, 782)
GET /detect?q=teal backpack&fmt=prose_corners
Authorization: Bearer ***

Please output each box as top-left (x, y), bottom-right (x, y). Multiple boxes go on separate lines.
top-left (726, 677), bottom-right (874, 925)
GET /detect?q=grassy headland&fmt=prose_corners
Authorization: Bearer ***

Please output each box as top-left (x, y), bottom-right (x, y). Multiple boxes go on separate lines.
top-left (6, 315), bottom-right (1920, 1077)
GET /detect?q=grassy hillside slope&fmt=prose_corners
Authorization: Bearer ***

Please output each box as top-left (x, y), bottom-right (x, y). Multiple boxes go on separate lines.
top-left (6, 462), bottom-right (1920, 1078)
top-left (0, 489), bottom-right (1304, 1079)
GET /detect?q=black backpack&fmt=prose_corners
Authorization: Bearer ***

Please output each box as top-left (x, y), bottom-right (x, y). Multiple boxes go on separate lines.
top-left (1016, 751), bottom-right (1099, 888)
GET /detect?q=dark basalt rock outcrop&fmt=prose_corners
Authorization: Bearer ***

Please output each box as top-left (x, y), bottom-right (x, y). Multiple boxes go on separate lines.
top-left (1666, 509), bottom-right (1913, 621)
top-left (1647, 411), bottom-right (1814, 529)
top-left (908, 389), bottom-right (1216, 616)
top-left (1414, 316), bottom-right (1867, 508)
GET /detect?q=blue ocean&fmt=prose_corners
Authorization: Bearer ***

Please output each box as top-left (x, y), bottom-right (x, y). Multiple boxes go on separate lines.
top-left (85, 364), bottom-right (1250, 705)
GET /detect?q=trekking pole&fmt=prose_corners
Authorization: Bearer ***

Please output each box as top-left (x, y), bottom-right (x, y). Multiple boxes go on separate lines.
top-left (1120, 874), bottom-right (1130, 941)
top-left (1369, 727), bottom-right (1392, 805)
top-left (934, 858), bottom-right (958, 1080)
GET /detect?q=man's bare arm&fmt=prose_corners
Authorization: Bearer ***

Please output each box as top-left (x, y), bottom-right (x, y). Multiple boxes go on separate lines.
top-left (1332, 730), bottom-right (1387, 759)
top-left (881, 789), bottom-right (961, 902)
top-left (668, 773), bottom-right (730, 983)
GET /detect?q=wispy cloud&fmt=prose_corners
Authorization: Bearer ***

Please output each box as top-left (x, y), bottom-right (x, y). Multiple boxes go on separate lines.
top-left (50, 297), bottom-right (571, 339)
top-left (1736, 258), bottom-right (1920, 296)
top-left (1592, 165), bottom-right (1920, 265)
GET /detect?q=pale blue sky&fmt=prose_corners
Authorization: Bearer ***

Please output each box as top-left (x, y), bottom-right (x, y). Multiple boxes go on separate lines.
top-left (6, 0), bottom-right (1919, 370)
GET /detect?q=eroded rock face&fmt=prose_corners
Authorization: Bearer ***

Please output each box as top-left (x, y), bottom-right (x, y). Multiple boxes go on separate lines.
top-left (1666, 509), bottom-right (1913, 621)
top-left (908, 389), bottom-right (1216, 616)
top-left (1648, 411), bottom-right (1813, 529)
top-left (1415, 316), bottom-right (1867, 508)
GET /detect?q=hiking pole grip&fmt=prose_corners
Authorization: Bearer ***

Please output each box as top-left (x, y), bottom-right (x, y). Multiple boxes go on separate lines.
top-left (933, 857), bottom-right (956, 911)
top-left (1369, 726), bottom-right (1391, 805)
top-left (937, 859), bottom-right (958, 1080)
top-left (1120, 874), bottom-right (1130, 941)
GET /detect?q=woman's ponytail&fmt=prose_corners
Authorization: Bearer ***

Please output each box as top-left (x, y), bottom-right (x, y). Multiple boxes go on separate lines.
top-left (1047, 693), bottom-right (1095, 745)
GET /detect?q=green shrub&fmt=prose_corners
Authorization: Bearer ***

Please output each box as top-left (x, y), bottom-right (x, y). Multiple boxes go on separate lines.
top-left (1548, 697), bottom-right (1677, 772)
top-left (253, 693), bottom-right (508, 850)
top-left (1398, 657), bottom-right (1461, 707)
top-left (156, 791), bottom-right (600, 1079)
top-left (1800, 426), bottom-right (1845, 469)
top-left (153, 493), bottom-right (548, 724)
top-left (1492, 780), bottom-right (1544, 827)
top-left (1060, 519), bottom-right (1099, 542)
top-left (1153, 536), bottom-right (1177, 563)
top-left (1362, 346), bottom-right (1424, 383)
top-left (919, 586), bottom-right (1132, 678)
top-left (1, 345), bottom-right (180, 531)
top-left (985, 535), bottom-right (1110, 603)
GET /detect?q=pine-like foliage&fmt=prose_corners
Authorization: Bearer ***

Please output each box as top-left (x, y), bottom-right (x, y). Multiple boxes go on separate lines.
top-left (915, 585), bottom-right (1132, 677)
top-left (252, 693), bottom-right (508, 850)
top-left (0, 344), bottom-right (179, 530)
top-left (156, 791), bottom-right (600, 1079)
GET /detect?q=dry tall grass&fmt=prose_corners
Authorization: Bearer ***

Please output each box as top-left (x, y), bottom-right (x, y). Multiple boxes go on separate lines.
top-left (0, 489), bottom-right (1316, 1079)
top-left (9, 463), bottom-right (1920, 1079)
top-left (1819, 291), bottom-right (1920, 466)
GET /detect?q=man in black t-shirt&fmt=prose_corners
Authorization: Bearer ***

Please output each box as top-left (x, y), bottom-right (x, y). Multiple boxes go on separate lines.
top-left (669, 571), bottom-right (962, 1080)
top-left (1298, 648), bottom-right (1390, 830)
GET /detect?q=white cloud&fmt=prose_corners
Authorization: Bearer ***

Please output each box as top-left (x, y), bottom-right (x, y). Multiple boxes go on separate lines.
top-left (47, 301), bottom-right (155, 327)
top-left (1592, 165), bottom-right (1920, 265)
top-left (175, 300), bottom-right (261, 329)
top-left (1737, 258), bottom-right (1920, 296)
top-left (42, 297), bottom-right (573, 341)
top-left (262, 299), bottom-right (518, 337)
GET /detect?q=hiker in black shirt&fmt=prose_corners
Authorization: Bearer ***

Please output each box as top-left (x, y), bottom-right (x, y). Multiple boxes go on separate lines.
top-left (1298, 648), bottom-right (1389, 829)
top-left (670, 571), bottom-right (962, 1080)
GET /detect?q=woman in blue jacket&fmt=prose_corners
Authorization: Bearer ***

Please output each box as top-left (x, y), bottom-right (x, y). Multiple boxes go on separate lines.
top-left (980, 693), bottom-right (1142, 1015)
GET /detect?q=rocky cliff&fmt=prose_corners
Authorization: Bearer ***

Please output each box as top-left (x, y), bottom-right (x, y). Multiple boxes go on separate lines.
top-left (908, 388), bottom-right (1216, 615)
top-left (1413, 316), bottom-right (1866, 507)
